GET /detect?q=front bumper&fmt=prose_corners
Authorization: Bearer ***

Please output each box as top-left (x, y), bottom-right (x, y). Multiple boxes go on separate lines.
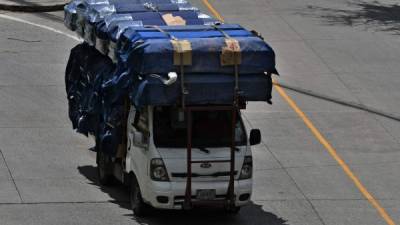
top-left (141, 179), bottom-right (253, 210)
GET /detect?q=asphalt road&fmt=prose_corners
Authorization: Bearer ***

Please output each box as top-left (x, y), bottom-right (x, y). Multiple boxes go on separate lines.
top-left (0, 0), bottom-right (399, 224)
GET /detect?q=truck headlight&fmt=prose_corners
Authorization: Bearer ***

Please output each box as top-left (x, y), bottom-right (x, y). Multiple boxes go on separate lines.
top-left (150, 158), bottom-right (170, 182)
top-left (239, 156), bottom-right (253, 180)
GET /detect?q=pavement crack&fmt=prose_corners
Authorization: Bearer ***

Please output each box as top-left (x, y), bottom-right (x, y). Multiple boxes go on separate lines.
top-left (0, 200), bottom-right (130, 205)
top-left (7, 37), bottom-right (41, 43)
top-left (0, 50), bottom-right (20, 54)
top-left (372, 115), bottom-right (400, 149)
top-left (0, 148), bottom-right (23, 203)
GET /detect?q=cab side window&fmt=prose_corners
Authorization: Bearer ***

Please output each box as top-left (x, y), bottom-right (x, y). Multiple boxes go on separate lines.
top-left (132, 107), bottom-right (149, 145)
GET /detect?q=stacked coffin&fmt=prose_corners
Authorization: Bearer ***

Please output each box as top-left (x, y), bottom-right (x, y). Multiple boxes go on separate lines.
top-left (64, 0), bottom-right (277, 155)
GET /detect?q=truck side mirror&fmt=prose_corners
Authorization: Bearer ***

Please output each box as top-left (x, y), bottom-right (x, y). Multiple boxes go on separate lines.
top-left (249, 129), bottom-right (261, 146)
top-left (133, 131), bottom-right (143, 144)
top-left (133, 131), bottom-right (149, 149)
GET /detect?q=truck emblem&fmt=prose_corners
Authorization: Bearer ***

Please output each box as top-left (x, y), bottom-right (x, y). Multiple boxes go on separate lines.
top-left (200, 162), bottom-right (212, 169)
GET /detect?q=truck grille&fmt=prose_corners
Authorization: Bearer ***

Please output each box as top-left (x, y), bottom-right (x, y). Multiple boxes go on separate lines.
top-left (171, 171), bottom-right (238, 178)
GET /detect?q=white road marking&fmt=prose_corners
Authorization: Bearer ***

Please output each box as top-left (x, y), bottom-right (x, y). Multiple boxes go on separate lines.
top-left (0, 14), bottom-right (81, 41)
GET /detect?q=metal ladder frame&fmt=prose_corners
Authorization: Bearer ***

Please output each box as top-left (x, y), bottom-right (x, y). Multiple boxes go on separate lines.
top-left (182, 25), bottom-right (242, 209)
top-left (183, 104), bottom-right (239, 209)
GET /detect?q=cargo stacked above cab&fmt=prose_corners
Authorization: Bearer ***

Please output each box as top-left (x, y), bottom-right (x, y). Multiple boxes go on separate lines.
top-left (64, 0), bottom-right (277, 154)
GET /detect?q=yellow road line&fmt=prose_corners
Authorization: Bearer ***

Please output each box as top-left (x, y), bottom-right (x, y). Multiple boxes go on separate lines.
top-left (202, 0), bottom-right (225, 22)
top-left (202, 1), bottom-right (396, 225)
top-left (273, 81), bottom-right (396, 225)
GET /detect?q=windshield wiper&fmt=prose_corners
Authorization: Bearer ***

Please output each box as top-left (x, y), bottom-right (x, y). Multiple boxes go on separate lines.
top-left (194, 147), bottom-right (241, 153)
top-left (196, 147), bottom-right (210, 154)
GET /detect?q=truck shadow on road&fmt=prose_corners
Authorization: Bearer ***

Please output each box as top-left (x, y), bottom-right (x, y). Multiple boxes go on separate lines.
top-left (78, 165), bottom-right (288, 225)
top-left (130, 204), bottom-right (288, 225)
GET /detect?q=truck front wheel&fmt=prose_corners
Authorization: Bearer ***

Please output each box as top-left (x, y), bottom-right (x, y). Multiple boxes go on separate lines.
top-left (130, 175), bottom-right (150, 217)
top-left (225, 206), bottom-right (241, 215)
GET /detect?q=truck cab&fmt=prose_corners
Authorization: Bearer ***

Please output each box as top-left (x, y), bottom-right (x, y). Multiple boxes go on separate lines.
top-left (97, 105), bottom-right (261, 216)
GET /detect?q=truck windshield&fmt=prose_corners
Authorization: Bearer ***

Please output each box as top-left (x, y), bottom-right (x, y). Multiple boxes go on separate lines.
top-left (153, 106), bottom-right (247, 148)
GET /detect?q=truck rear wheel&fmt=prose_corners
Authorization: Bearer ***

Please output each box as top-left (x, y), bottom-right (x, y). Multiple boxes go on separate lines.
top-left (130, 175), bottom-right (150, 217)
top-left (97, 151), bottom-right (114, 185)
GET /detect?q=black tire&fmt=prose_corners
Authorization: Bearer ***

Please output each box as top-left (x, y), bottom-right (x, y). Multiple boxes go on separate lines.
top-left (97, 151), bottom-right (114, 185)
top-left (130, 175), bottom-right (150, 217)
top-left (225, 206), bottom-right (241, 215)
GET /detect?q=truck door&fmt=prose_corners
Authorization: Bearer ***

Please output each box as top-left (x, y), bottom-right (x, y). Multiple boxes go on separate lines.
top-left (127, 106), bottom-right (150, 182)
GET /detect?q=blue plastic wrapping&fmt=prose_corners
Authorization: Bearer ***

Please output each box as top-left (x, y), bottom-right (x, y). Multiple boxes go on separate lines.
top-left (63, 0), bottom-right (277, 156)
top-left (66, 0), bottom-right (201, 39)
top-left (69, 0), bottom-right (207, 46)
top-left (66, 43), bottom-right (124, 155)
top-left (120, 37), bottom-right (274, 74)
top-left (65, 43), bottom-right (274, 154)
top-left (95, 11), bottom-right (217, 41)
top-left (75, 0), bottom-right (112, 36)
top-left (64, 0), bottom-right (83, 31)
top-left (107, 12), bottom-right (210, 42)
top-left (131, 73), bottom-right (272, 107)
top-left (117, 25), bottom-right (276, 75)
top-left (99, 13), bottom-right (215, 61)
top-left (65, 43), bottom-right (116, 135)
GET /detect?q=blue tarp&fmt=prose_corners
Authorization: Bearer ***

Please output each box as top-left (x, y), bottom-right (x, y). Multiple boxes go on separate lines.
top-left (64, 0), bottom-right (277, 155)
top-left (66, 43), bottom-right (124, 155)
top-left (65, 43), bottom-right (274, 154)
top-left (65, 0), bottom-right (201, 31)
top-left (119, 35), bottom-right (276, 75)
top-left (131, 73), bottom-right (272, 107)
top-left (104, 12), bottom-right (212, 42)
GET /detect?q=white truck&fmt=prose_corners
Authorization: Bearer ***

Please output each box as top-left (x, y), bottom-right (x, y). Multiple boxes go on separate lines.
top-left (63, 0), bottom-right (275, 217)
top-left (96, 104), bottom-right (262, 216)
